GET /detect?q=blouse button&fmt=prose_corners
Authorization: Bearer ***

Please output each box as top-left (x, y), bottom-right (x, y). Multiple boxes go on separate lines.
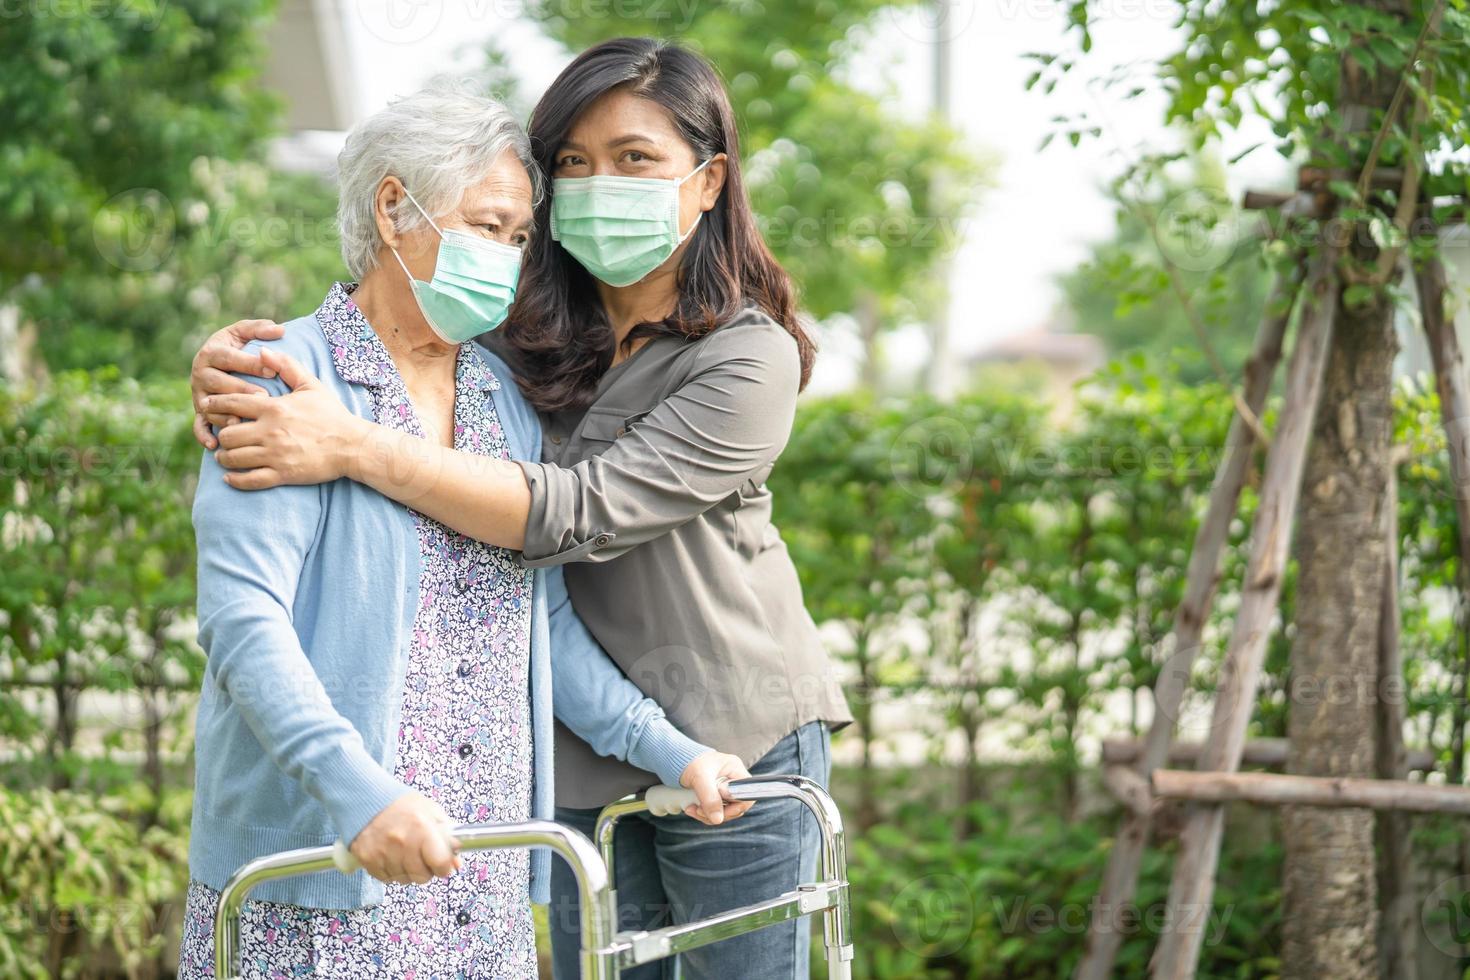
top-left (456, 574), bottom-right (470, 594)
top-left (456, 661), bottom-right (471, 678)
top-left (615, 426), bottom-right (626, 438)
top-left (458, 742), bottom-right (473, 758)
top-left (456, 910), bottom-right (471, 927)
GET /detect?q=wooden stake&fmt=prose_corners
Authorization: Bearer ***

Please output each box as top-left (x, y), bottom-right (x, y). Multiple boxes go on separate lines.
top-left (1414, 250), bottom-right (1470, 602)
top-left (1149, 243), bottom-right (1340, 980)
top-left (1414, 245), bottom-right (1470, 963)
top-left (1101, 736), bottom-right (1435, 773)
top-left (1375, 457), bottom-right (1416, 979)
top-left (1074, 256), bottom-right (1305, 980)
top-left (1153, 769), bottom-right (1470, 816)
top-left (1102, 765), bottom-right (1154, 819)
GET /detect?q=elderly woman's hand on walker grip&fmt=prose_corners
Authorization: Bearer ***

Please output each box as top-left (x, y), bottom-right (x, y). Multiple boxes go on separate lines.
top-left (348, 793), bottom-right (464, 885)
top-left (679, 750), bottom-right (755, 826)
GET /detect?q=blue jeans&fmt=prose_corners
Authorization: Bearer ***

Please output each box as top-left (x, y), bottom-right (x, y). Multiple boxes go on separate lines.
top-left (548, 721), bottom-right (831, 980)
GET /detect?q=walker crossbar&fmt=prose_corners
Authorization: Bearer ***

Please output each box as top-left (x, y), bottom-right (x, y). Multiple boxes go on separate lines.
top-left (593, 775), bottom-right (854, 979)
top-left (212, 820), bottom-right (619, 980)
top-left (211, 776), bottom-right (852, 979)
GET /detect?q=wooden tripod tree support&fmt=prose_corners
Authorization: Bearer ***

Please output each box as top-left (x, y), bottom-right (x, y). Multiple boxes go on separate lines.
top-left (1100, 736), bottom-right (1435, 773)
top-left (1416, 251), bottom-right (1470, 598)
top-left (1148, 240), bottom-right (1342, 977)
top-left (1078, 221), bottom-right (1470, 980)
top-left (1151, 769), bottom-right (1470, 816)
top-left (1073, 250), bottom-right (1308, 980)
top-left (1376, 453), bottom-right (1416, 980)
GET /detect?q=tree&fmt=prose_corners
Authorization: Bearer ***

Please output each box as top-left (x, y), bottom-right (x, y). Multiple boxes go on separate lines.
top-left (1044, 1), bottom-right (1470, 975)
top-left (0, 371), bottom-right (201, 974)
top-left (2, 1), bottom-right (344, 380)
top-left (0, 373), bottom-right (203, 794)
top-left (1057, 159), bottom-right (1275, 386)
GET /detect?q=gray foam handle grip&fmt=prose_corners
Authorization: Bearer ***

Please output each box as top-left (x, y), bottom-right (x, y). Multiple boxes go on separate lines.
top-left (645, 785), bottom-right (701, 816)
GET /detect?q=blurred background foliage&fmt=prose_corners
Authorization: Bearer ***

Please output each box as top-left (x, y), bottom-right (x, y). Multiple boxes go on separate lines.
top-left (5, 361), bottom-right (1466, 978)
top-left (5, 0), bottom-right (1470, 977)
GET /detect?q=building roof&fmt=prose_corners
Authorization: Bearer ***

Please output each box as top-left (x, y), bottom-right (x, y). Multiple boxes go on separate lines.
top-left (969, 326), bottom-right (1106, 368)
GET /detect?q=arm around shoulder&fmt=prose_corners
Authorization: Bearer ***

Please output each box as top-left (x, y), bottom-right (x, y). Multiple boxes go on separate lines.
top-left (517, 317), bottom-right (802, 567)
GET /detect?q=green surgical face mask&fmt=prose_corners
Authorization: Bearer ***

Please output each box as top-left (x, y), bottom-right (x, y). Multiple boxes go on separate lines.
top-left (549, 157), bottom-right (712, 287)
top-left (390, 188), bottom-right (522, 343)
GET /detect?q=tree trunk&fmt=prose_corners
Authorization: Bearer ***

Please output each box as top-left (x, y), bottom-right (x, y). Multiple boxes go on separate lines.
top-left (955, 597), bottom-right (985, 837)
top-left (1280, 249), bottom-right (1398, 980)
top-left (1278, 5), bottom-right (1413, 974)
top-left (856, 291), bottom-right (883, 391)
top-left (1062, 492), bottom-right (1093, 822)
top-left (852, 627), bottom-right (878, 832)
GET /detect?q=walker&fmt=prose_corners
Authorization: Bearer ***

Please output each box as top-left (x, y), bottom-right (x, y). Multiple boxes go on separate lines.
top-left (211, 775), bottom-right (854, 979)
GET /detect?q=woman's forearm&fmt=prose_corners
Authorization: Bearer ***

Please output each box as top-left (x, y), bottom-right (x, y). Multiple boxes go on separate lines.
top-left (341, 415), bottom-right (532, 549)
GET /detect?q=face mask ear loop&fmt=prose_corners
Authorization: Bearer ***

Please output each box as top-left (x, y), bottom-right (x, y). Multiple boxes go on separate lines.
top-left (675, 156), bottom-right (715, 187)
top-left (676, 211), bottom-right (704, 247)
top-left (389, 243), bottom-right (416, 282)
top-left (390, 186), bottom-right (445, 283)
top-left (672, 157), bottom-right (715, 240)
top-left (400, 186), bottom-right (445, 239)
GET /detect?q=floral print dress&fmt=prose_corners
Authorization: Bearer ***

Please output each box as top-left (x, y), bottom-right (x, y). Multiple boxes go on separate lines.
top-left (178, 283), bottom-right (538, 979)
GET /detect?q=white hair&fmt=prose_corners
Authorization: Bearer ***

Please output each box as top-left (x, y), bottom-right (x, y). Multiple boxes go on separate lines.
top-left (335, 77), bottom-right (540, 280)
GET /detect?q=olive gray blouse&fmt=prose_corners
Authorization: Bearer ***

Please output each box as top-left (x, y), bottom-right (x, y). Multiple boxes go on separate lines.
top-left (497, 307), bottom-right (852, 808)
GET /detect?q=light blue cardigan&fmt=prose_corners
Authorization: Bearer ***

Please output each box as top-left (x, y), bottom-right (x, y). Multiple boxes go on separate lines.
top-left (187, 308), bottom-right (708, 908)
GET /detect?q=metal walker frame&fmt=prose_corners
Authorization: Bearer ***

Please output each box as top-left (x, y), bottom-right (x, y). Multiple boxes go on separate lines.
top-left (212, 775), bottom-right (853, 979)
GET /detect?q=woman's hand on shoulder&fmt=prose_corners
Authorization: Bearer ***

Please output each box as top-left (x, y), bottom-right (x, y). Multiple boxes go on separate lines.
top-left (203, 348), bottom-right (361, 490)
top-left (679, 751), bottom-right (755, 826)
top-left (192, 319), bottom-right (286, 449)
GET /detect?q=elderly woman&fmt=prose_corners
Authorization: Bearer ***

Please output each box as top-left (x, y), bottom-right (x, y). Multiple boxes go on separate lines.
top-left (175, 82), bottom-right (749, 980)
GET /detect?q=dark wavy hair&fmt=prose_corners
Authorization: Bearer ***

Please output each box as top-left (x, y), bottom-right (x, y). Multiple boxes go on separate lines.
top-left (500, 37), bottom-right (814, 413)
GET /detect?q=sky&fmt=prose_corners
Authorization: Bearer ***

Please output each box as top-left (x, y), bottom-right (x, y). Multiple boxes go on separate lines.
top-left (325, 0), bottom-right (1295, 389)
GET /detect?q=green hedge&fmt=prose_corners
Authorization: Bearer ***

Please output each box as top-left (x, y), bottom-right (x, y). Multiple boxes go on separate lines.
top-left (1, 362), bottom-right (1464, 976)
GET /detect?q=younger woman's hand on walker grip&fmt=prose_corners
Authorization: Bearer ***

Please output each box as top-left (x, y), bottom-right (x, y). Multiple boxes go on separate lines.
top-left (677, 751), bottom-right (755, 826)
top-left (346, 793), bottom-right (463, 884)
